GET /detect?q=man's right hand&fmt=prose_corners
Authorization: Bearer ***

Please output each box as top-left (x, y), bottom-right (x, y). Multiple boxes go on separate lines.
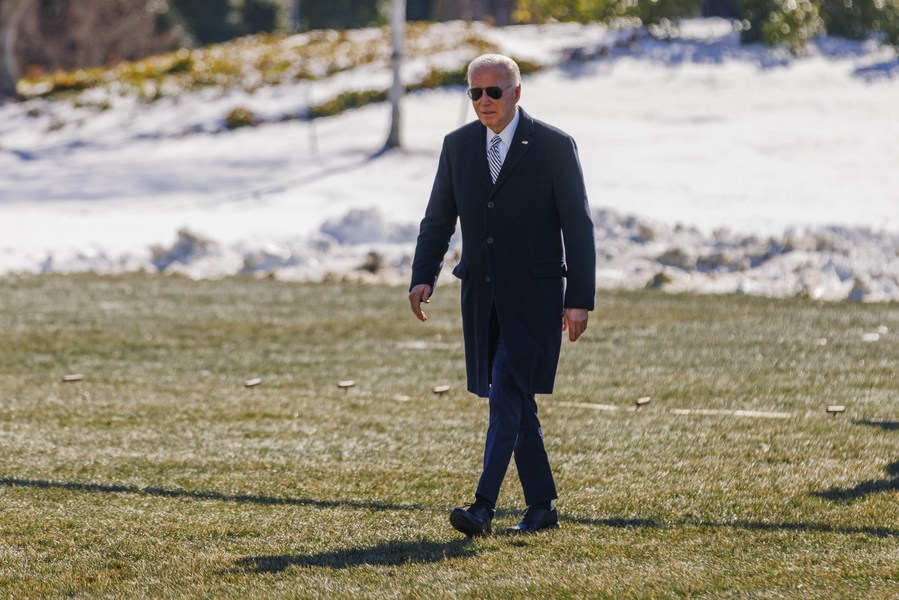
top-left (408, 284), bottom-right (433, 322)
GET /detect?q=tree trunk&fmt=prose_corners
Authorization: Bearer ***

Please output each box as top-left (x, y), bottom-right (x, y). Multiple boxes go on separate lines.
top-left (0, 0), bottom-right (32, 100)
top-left (384, 0), bottom-right (404, 149)
top-left (289, 0), bottom-right (300, 32)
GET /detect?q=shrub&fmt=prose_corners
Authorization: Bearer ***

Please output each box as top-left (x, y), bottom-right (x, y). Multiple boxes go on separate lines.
top-left (633, 0), bottom-right (703, 23)
top-left (225, 106), bottom-right (259, 129)
top-left (309, 89), bottom-right (388, 119)
top-left (513, 0), bottom-right (702, 25)
top-left (872, 0), bottom-right (899, 46)
top-left (43, 68), bottom-right (104, 94)
top-left (763, 0), bottom-right (825, 52)
top-left (739, 0), bottom-right (824, 52)
top-left (518, 0), bottom-right (897, 49)
top-left (416, 66), bottom-right (469, 89)
top-left (818, 0), bottom-right (882, 39)
top-left (742, 0), bottom-right (899, 49)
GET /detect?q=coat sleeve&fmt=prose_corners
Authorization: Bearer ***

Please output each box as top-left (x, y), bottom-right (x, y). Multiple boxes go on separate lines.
top-left (553, 135), bottom-right (596, 310)
top-left (410, 137), bottom-right (459, 291)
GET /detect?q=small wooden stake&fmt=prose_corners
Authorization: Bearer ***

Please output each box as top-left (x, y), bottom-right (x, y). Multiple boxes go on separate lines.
top-left (63, 374), bottom-right (84, 382)
top-left (432, 384), bottom-right (451, 395)
top-left (338, 380), bottom-right (355, 394)
top-left (826, 405), bottom-right (846, 416)
top-left (635, 397), bottom-right (651, 409)
top-left (244, 378), bottom-right (262, 388)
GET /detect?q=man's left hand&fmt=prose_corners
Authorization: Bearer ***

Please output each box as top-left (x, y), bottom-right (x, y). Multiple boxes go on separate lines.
top-left (563, 308), bottom-right (589, 342)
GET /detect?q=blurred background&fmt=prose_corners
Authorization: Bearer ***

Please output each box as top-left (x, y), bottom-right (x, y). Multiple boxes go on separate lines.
top-left (1, 0), bottom-right (897, 301)
top-left (6, 0), bottom-right (898, 97)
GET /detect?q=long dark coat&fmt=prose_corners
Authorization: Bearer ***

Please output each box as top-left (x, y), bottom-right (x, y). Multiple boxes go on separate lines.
top-left (410, 107), bottom-right (595, 397)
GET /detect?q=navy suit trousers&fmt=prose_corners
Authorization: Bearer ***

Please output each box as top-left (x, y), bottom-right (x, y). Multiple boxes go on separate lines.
top-left (475, 329), bottom-right (558, 507)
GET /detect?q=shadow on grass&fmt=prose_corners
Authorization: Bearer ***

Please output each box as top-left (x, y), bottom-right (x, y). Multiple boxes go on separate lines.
top-left (236, 538), bottom-right (476, 573)
top-left (812, 460), bottom-right (899, 504)
top-left (813, 420), bottom-right (898, 503)
top-left (569, 516), bottom-right (898, 538)
top-left (569, 517), bottom-right (661, 529)
top-left (855, 419), bottom-right (899, 431)
top-left (0, 477), bottom-right (418, 512)
top-left (223, 146), bottom-right (404, 207)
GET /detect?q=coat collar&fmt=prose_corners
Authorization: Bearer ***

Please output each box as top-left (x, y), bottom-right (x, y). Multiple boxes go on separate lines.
top-left (469, 107), bottom-right (536, 195)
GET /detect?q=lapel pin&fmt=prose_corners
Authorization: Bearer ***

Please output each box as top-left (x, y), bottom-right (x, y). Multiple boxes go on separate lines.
top-left (521, 140), bottom-right (529, 145)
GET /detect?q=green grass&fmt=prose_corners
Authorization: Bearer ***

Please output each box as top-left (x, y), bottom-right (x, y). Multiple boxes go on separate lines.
top-left (0, 274), bottom-right (896, 598)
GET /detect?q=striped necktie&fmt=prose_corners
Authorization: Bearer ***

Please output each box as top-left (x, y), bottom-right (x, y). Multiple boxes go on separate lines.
top-left (488, 134), bottom-right (502, 183)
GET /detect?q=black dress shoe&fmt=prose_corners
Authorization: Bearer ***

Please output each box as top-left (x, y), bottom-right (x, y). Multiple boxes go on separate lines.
top-left (506, 506), bottom-right (559, 533)
top-left (449, 503), bottom-right (494, 537)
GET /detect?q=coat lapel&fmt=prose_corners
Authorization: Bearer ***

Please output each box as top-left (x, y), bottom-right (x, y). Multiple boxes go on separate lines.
top-left (490, 108), bottom-right (535, 197)
top-left (468, 123), bottom-right (493, 191)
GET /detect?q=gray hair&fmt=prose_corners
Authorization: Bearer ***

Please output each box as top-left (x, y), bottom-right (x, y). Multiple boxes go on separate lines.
top-left (466, 54), bottom-right (521, 87)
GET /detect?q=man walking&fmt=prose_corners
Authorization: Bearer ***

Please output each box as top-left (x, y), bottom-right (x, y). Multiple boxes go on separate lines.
top-left (408, 54), bottom-right (595, 536)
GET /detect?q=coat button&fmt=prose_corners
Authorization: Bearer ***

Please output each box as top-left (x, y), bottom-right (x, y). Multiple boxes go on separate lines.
top-left (484, 275), bottom-right (492, 283)
top-left (486, 237), bottom-right (494, 245)
top-left (487, 201), bottom-right (495, 208)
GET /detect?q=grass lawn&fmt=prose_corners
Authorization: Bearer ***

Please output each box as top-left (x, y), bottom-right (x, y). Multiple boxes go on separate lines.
top-left (0, 274), bottom-right (896, 598)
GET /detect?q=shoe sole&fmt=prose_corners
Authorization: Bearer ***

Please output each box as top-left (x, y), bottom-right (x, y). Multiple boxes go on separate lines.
top-left (449, 510), bottom-right (490, 537)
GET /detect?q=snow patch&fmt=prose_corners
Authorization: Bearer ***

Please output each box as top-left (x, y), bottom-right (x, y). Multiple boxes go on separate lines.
top-left (1, 19), bottom-right (897, 301)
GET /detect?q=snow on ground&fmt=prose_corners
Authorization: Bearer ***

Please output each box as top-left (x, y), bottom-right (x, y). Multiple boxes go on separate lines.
top-left (1, 19), bottom-right (898, 301)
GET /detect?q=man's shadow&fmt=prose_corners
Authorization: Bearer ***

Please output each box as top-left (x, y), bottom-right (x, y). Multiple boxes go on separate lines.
top-left (813, 419), bottom-right (899, 502)
top-left (854, 419), bottom-right (899, 432)
top-left (567, 515), bottom-right (897, 538)
top-left (814, 459), bottom-right (899, 503)
top-left (235, 538), bottom-right (476, 573)
top-left (0, 476), bottom-right (417, 512)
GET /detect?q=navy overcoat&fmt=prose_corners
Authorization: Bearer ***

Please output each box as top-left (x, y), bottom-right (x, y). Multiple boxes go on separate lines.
top-left (410, 108), bottom-right (595, 397)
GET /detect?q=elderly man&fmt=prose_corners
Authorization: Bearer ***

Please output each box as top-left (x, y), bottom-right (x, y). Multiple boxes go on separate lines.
top-left (408, 54), bottom-right (596, 536)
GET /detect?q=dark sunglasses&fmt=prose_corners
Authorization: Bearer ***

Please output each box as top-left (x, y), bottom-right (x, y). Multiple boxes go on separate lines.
top-left (466, 84), bottom-right (515, 101)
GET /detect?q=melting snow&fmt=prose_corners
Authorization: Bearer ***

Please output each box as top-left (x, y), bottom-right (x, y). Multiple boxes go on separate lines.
top-left (1, 19), bottom-right (897, 301)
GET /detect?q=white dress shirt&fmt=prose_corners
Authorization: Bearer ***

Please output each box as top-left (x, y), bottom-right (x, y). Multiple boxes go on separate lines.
top-left (485, 107), bottom-right (520, 165)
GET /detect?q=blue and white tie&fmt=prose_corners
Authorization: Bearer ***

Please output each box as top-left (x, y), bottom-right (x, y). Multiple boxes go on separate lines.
top-left (488, 134), bottom-right (502, 183)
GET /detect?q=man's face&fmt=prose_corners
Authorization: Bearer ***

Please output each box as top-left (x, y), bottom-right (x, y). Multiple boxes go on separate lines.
top-left (469, 66), bottom-right (520, 134)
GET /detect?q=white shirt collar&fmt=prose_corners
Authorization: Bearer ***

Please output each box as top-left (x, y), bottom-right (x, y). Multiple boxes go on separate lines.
top-left (486, 106), bottom-right (520, 153)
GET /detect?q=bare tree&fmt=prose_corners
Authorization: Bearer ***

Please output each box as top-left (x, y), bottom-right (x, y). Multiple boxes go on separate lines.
top-left (288, 0), bottom-right (300, 32)
top-left (0, 0), bottom-right (32, 99)
top-left (384, 0), bottom-right (404, 149)
top-left (16, 0), bottom-right (181, 75)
